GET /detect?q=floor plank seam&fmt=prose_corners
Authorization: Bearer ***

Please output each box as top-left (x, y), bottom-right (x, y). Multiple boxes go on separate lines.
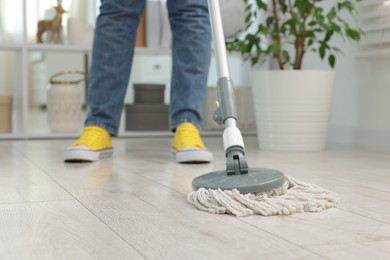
top-left (338, 207), bottom-right (390, 225)
top-left (238, 219), bottom-right (327, 258)
top-left (0, 199), bottom-right (76, 206)
top-left (113, 162), bottom-right (189, 197)
top-left (65, 196), bottom-right (149, 260)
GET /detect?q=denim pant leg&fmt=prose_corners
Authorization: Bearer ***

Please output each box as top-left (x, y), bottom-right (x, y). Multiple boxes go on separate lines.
top-left (167, 0), bottom-right (212, 131)
top-left (85, 0), bottom-right (146, 135)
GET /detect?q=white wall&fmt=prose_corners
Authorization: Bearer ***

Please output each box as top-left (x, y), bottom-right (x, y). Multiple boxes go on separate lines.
top-left (208, 53), bottom-right (252, 87)
top-left (302, 3), bottom-right (390, 151)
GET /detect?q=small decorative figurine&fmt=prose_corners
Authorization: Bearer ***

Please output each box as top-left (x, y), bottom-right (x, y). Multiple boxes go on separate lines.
top-left (37, 0), bottom-right (67, 44)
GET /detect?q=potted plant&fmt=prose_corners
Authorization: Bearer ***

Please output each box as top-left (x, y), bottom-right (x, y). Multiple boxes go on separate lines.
top-left (226, 0), bottom-right (363, 151)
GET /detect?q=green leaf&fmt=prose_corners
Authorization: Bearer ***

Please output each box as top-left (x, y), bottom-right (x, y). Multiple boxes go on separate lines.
top-left (327, 8), bottom-right (337, 20)
top-left (251, 57), bottom-right (259, 66)
top-left (330, 23), bottom-right (341, 33)
top-left (282, 50), bottom-right (290, 63)
top-left (324, 31), bottom-right (334, 42)
top-left (328, 54), bottom-right (336, 68)
top-left (332, 47), bottom-right (342, 53)
top-left (266, 17), bottom-right (274, 27)
top-left (256, 0), bottom-right (268, 10)
top-left (338, 1), bottom-right (354, 12)
top-left (346, 28), bottom-right (362, 41)
top-left (319, 45), bottom-right (326, 59)
top-left (272, 41), bottom-right (280, 56)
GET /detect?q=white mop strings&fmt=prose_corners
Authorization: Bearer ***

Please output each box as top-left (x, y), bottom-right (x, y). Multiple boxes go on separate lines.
top-left (187, 175), bottom-right (339, 217)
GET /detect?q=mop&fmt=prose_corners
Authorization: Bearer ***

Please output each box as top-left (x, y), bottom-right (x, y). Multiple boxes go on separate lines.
top-left (187, 0), bottom-right (338, 217)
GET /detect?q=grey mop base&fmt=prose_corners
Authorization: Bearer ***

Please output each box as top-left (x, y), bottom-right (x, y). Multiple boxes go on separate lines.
top-left (192, 168), bottom-right (285, 194)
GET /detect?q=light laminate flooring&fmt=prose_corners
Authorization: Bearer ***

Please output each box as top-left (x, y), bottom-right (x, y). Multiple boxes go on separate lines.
top-left (0, 136), bottom-right (390, 259)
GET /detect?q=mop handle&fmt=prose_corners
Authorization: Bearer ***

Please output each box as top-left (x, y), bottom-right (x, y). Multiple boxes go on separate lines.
top-left (208, 0), bottom-right (230, 79)
top-left (208, 0), bottom-right (237, 129)
top-left (207, 0), bottom-right (248, 175)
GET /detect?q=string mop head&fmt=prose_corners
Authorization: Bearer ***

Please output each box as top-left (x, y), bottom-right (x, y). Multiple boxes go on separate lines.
top-left (188, 175), bottom-right (338, 217)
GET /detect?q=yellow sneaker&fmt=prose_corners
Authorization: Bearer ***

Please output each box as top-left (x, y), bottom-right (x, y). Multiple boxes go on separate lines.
top-left (64, 126), bottom-right (113, 162)
top-left (172, 122), bottom-right (212, 163)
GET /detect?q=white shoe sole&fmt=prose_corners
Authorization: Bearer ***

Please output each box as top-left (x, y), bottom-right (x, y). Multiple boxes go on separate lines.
top-left (64, 146), bottom-right (113, 162)
top-left (174, 148), bottom-right (213, 163)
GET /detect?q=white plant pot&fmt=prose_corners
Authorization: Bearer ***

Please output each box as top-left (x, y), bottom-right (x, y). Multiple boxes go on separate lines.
top-left (251, 70), bottom-right (335, 151)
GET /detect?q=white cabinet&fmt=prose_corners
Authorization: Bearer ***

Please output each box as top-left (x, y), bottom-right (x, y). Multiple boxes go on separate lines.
top-left (125, 51), bottom-right (172, 105)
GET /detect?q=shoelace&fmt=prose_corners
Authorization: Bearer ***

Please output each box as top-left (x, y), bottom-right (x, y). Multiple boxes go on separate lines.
top-left (76, 127), bottom-right (107, 146)
top-left (177, 124), bottom-right (204, 148)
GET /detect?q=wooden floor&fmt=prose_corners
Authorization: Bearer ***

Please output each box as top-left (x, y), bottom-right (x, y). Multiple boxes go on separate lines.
top-left (1, 136), bottom-right (390, 259)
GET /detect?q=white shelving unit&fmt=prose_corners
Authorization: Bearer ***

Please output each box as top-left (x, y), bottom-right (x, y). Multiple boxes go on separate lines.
top-left (0, 43), bottom-right (92, 139)
top-left (0, 43), bottom-right (173, 139)
top-left (0, 0), bottom-right (85, 139)
top-left (0, 0), bottom-right (174, 140)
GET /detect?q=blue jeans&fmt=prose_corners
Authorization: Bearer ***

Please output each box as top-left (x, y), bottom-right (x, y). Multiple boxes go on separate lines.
top-left (85, 0), bottom-right (212, 135)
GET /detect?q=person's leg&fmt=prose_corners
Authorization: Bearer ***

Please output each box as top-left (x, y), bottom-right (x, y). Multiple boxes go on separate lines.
top-left (167, 0), bottom-right (213, 163)
top-left (167, 0), bottom-right (212, 131)
top-left (64, 0), bottom-right (145, 162)
top-left (86, 0), bottom-right (146, 135)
